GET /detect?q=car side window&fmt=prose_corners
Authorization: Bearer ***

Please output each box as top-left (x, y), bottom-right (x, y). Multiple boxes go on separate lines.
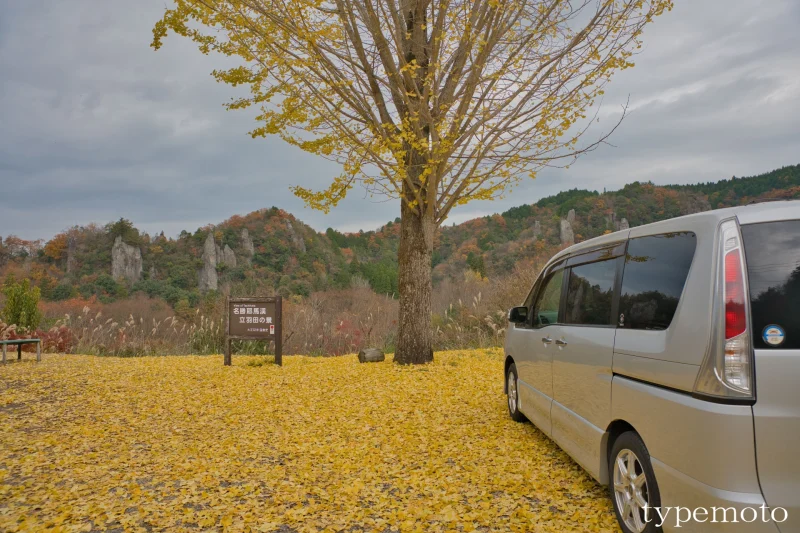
top-left (532, 269), bottom-right (564, 327)
top-left (564, 258), bottom-right (617, 326)
top-left (618, 232), bottom-right (696, 330)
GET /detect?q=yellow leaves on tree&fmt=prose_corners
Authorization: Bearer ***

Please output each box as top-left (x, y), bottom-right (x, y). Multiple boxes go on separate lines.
top-left (43, 233), bottom-right (68, 262)
top-left (151, 0), bottom-right (673, 225)
top-left (0, 350), bottom-right (620, 532)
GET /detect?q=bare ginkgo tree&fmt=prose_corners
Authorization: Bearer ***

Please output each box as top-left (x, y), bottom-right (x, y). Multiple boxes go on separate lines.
top-left (153, 0), bottom-right (672, 364)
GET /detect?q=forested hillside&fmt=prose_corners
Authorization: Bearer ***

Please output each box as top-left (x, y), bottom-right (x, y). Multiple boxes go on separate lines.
top-left (434, 164), bottom-right (800, 280)
top-left (1, 164), bottom-right (798, 309)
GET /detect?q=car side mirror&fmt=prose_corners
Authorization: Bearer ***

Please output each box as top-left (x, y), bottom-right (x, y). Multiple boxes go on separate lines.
top-left (508, 306), bottom-right (529, 324)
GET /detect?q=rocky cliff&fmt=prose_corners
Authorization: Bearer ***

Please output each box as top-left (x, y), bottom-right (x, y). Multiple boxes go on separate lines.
top-left (285, 220), bottom-right (307, 253)
top-left (241, 228), bottom-right (255, 257)
top-left (533, 220), bottom-right (542, 238)
top-left (198, 234), bottom-right (239, 291)
top-left (199, 233), bottom-right (218, 292)
top-left (221, 244), bottom-right (237, 268)
top-left (111, 236), bottom-right (142, 284)
top-left (560, 220), bottom-right (575, 245)
top-left (66, 235), bottom-right (77, 274)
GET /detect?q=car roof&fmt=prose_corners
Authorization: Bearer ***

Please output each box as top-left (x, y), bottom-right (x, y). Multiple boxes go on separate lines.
top-left (550, 199), bottom-right (800, 263)
top-left (733, 199), bottom-right (800, 225)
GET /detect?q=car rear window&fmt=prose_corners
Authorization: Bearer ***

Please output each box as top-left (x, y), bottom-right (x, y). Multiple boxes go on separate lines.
top-left (741, 220), bottom-right (800, 350)
top-left (618, 232), bottom-right (697, 330)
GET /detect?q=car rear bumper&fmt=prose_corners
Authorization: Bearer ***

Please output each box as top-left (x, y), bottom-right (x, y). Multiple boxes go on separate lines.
top-left (651, 458), bottom-right (780, 533)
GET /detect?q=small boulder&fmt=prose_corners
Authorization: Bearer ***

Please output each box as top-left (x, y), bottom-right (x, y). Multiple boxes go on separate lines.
top-left (358, 348), bottom-right (385, 363)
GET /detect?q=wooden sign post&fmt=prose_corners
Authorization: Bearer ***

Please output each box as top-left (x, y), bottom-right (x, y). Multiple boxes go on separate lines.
top-left (225, 296), bottom-right (282, 366)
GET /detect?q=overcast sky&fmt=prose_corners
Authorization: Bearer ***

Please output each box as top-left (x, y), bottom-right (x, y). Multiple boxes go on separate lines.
top-left (1, 1), bottom-right (799, 242)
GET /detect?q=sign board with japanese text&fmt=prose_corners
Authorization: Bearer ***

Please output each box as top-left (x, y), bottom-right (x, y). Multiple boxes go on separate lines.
top-left (225, 296), bottom-right (282, 366)
top-left (229, 300), bottom-right (277, 338)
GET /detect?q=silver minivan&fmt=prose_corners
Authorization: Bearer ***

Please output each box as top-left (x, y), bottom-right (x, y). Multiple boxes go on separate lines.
top-left (504, 200), bottom-right (799, 533)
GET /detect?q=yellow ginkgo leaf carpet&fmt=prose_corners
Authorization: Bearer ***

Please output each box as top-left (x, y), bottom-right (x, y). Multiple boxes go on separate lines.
top-left (0, 349), bottom-right (619, 532)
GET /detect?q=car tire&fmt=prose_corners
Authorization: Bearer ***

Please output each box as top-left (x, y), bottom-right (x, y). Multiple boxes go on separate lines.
top-left (609, 431), bottom-right (662, 533)
top-left (506, 363), bottom-right (526, 422)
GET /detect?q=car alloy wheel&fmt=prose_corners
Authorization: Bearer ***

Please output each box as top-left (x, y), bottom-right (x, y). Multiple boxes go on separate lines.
top-left (613, 448), bottom-right (650, 533)
top-left (507, 371), bottom-right (518, 413)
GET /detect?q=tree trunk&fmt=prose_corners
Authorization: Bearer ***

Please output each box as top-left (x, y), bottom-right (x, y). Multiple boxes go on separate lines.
top-left (395, 1), bottom-right (433, 364)
top-left (395, 192), bottom-right (435, 365)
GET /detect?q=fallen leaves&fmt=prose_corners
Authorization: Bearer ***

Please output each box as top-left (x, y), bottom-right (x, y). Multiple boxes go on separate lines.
top-left (0, 350), bottom-right (619, 532)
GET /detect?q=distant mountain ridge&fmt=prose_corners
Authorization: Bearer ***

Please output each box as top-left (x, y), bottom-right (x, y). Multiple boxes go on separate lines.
top-left (0, 164), bottom-right (798, 307)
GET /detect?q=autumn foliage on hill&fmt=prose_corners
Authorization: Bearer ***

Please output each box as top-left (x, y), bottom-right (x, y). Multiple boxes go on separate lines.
top-left (0, 165), bottom-right (798, 357)
top-left (0, 166), bottom-right (796, 304)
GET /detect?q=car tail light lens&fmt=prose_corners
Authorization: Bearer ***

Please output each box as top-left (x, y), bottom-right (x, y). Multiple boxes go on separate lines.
top-left (694, 219), bottom-right (754, 401)
top-left (724, 251), bottom-right (746, 339)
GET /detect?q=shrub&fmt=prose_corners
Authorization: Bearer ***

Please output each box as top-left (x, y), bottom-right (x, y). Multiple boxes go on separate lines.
top-left (162, 285), bottom-right (188, 307)
top-left (51, 284), bottom-right (75, 301)
top-left (1, 276), bottom-right (43, 332)
top-left (37, 325), bottom-right (76, 353)
top-left (291, 280), bottom-right (312, 297)
top-left (78, 283), bottom-right (97, 299)
top-left (226, 266), bottom-right (247, 282)
top-left (174, 298), bottom-right (193, 320)
top-left (132, 279), bottom-right (168, 299)
top-left (95, 273), bottom-right (118, 294)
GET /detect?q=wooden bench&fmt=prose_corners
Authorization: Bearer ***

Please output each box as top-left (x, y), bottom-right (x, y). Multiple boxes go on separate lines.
top-left (1, 339), bottom-right (42, 363)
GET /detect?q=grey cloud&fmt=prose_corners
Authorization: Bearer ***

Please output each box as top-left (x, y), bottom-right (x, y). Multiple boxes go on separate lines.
top-left (458, 0), bottom-right (800, 217)
top-left (1, 0), bottom-right (799, 241)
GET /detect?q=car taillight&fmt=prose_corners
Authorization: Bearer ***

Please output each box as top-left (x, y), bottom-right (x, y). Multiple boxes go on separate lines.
top-left (694, 219), bottom-right (754, 401)
top-left (724, 251), bottom-right (746, 339)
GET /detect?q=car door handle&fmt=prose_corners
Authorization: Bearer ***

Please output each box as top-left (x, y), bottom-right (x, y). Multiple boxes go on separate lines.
top-left (542, 337), bottom-right (553, 344)
top-left (555, 339), bottom-right (568, 346)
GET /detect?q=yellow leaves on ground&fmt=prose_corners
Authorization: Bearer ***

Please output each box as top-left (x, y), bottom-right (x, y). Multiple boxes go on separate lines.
top-left (0, 350), bottom-right (619, 532)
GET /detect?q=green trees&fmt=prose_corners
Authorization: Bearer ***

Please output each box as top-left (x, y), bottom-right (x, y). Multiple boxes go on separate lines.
top-left (667, 165), bottom-right (800, 208)
top-left (347, 256), bottom-right (398, 296)
top-left (1, 276), bottom-right (43, 332)
top-left (536, 189), bottom-right (600, 215)
top-left (466, 253), bottom-right (487, 279)
top-left (107, 218), bottom-right (141, 245)
top-left (51, 284), bottom-right (74, 301)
